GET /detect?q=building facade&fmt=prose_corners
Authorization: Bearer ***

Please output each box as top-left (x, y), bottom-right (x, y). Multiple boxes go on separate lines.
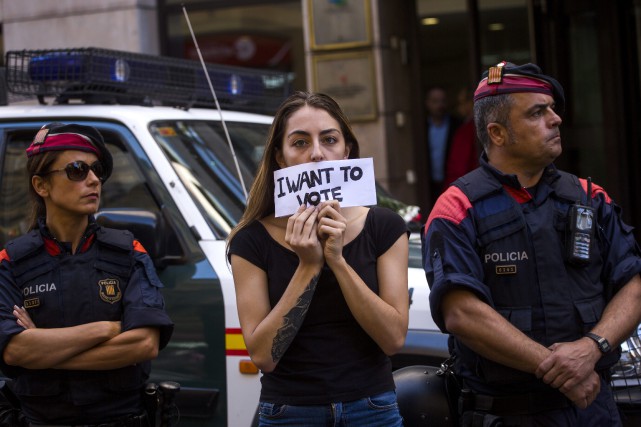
top-left (1, 0), bottom-right (640, 237)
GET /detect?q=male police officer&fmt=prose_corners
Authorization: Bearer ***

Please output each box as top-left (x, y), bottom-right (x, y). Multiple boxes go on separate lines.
top-left (423, 62), bottom-right (641, 426)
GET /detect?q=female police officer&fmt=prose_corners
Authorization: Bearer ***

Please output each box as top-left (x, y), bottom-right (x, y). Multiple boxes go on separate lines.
top-left (0, 123), bottom-right (174, 426)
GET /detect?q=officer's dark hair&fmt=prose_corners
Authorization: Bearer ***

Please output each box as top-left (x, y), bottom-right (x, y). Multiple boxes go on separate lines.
top-left (474, 93), bottom-right (514, 152)
top-left (26, 150), bottom-right (61, 230)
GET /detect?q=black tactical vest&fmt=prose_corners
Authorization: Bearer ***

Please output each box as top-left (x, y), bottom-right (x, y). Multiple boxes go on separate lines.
top-left (4, 227), bottom-right (147, 409)
top-left (452, 167), bottom-right (619, 388)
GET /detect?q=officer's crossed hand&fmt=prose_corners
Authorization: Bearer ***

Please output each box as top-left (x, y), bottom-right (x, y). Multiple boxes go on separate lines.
top-left (13, 304), bottom-right (122, 337)
top-left (535, 340), bottom-right (602, 408)
top-left (563, 371), bottom-right (601, 409)
top-left (13, 305), bottom-right (35, 329)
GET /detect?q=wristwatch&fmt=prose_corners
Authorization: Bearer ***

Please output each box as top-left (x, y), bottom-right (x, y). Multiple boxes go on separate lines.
top-left (585, 332), bottom-right (612, 354)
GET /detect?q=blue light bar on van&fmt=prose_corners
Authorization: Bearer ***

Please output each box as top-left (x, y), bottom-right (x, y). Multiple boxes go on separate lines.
top-left (27, 51), bottom-right (132, 84)
top-left (5, 48), bottom-right (291, 113)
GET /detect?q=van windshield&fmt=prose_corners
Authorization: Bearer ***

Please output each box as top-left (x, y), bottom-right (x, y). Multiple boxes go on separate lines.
top-left (150, 120), bottom-right (269, 238)
top-left (149, 119), bottom-right (420, 240)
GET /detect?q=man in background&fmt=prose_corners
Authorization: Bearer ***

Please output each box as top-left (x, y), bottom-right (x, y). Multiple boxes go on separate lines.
top-left (425, 86), bottom-right (461, 198)
top-left (443, 86), bottom-right (479, 188)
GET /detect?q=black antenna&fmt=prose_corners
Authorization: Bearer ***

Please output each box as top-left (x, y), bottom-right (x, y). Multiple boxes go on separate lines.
top-left (587, 177), bottom-right (592, 207)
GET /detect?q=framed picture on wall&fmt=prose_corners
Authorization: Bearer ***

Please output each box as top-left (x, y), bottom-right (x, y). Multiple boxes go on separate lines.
top-left (308, 0), bottom-right (372, 50)
top-left (312, 50), bottom-right (377, 121)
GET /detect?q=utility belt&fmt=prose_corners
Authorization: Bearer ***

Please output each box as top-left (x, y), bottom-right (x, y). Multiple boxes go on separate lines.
top-left (436, 357), bottom-right (592, 427)
top-left (28, 413), bottom-right (148, 427)
top-left (459, 388), bottom-right (570, 416)
top-left (458, 367), bottom-right (612, 418)
top-left (455, 388), bottom-right (571, 427)
top-left (0, 379), bottom-right (180, 427)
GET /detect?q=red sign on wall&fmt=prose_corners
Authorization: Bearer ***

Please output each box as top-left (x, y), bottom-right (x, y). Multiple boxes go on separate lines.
top-left (184, 34), bottom-right (292, 69)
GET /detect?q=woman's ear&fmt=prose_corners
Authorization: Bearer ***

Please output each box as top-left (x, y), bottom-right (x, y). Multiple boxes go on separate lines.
top-left (343, 144), bottom-right (352, 159)
top-left (31, 175), bottom-right (50, 198)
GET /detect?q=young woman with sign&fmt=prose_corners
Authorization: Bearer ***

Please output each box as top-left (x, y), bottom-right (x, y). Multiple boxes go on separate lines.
top-left (227, 92), bottom-right (409, 426)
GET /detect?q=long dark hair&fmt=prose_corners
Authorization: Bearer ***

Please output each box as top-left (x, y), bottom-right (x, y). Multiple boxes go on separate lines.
top-left (26, 151), bottom-right (60, 230)
top-left (226, 91), bottom-right (360, 252)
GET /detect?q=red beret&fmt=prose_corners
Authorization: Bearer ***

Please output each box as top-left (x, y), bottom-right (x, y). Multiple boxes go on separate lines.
top-left (27, 131), bottom-right (100, 158)
top-left (26, 122), bottom-right (113, 182)
top-left (474, 61), bottom-right (565, 113)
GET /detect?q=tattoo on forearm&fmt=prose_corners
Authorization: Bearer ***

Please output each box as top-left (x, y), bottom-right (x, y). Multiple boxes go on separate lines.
top-left (271, 273), bottom-right (320, 363)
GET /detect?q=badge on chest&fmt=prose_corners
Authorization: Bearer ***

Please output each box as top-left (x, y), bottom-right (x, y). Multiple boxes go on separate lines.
top-left (98, 278), bottom-right (122, 304)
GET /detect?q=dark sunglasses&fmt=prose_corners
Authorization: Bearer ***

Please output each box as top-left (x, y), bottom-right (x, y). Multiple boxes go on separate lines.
top-left (40, 161), bottom-right (105, 182)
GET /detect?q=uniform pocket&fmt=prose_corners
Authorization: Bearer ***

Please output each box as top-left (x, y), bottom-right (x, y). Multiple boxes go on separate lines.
top-left (14, 260), bottom-right (57, 284)
top-left (106, 366), bottom-right (145, 391)
top-left (477, 209), bottom-right (525, 246)
top-left (479, 307), bottom-right (535, 385)
top-left (497, 306), bottom-right (532, 332)
top-left (13, 372), bottom-right (61, 397)
top-left (574, 296), bottom-right (605, 333)
top-left (94, 258), bottom-right (131, 278)
top-left (137, 255), bottom-right (166, 308)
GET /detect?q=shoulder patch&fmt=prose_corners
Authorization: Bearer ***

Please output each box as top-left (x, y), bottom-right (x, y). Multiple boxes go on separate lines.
top-left (5, 230), bottom-right (44, 262)
top-left (0, 249), bottom-right (10, 263)
top-left (96, 228), bottom-right (134, 251)
top-left (133, 240), bottom-right (147, 254)
top-left (425, 186), bottom-right (472, 233)
top-left (580, 178), bottom-right (612, 204)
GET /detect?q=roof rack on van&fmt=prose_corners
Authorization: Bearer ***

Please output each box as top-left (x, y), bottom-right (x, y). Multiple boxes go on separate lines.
top-left (4, 47), bottom-right (292, 113)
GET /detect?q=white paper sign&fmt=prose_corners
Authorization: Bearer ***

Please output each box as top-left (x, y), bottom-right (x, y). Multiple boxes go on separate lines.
top-left (274, 158), bottom-right (377, 217)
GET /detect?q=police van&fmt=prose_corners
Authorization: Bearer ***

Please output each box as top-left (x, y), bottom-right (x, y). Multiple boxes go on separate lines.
top-left (0, 48), bottom-right (446, 426)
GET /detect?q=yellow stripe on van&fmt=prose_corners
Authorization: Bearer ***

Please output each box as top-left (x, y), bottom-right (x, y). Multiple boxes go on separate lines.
top-left (226, 328), bottom-right (248, 356)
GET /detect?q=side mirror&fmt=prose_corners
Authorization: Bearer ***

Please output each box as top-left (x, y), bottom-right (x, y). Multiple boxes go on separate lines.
top-left (95, 208), bottom-right (184, 269)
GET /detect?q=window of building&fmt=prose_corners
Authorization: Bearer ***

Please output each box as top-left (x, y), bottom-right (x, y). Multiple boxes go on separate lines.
top-left (417, 0), bottom-right (531, 110)
top-left (160, 0), bottom-right (305, 90)
top-left (417, 0), bottom-right (471, 102)
top-left (477, 0), bottom-right (531, 68)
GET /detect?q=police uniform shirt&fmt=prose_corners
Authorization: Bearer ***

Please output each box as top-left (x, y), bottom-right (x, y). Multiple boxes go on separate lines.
top-left (0, 217), bottom-right (174, 423)
top-left (423, 155), bottom-right (641, 394)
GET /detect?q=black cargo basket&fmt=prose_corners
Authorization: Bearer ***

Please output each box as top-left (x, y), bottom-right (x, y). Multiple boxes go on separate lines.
top-left (4, 47), bottom-right (291, 114)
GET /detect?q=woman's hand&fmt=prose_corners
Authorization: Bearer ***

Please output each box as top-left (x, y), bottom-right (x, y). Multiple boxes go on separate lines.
top-left (286, 204), bottom-right (323, 267)
top-left (13, 305), bottom-right (36, 329)
top-left (317, 200), bottom-right (347, 266)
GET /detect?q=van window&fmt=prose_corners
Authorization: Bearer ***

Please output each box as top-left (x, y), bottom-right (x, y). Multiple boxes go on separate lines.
top-left (0, 132), bottom-right (31, 243)
top-left (103, 137), bottom-right (160, 214)
top-left (150, 120), bottom-right (270, 237)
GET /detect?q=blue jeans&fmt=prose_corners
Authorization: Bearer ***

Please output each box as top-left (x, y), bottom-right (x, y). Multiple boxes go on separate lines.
top-left (258, 390), bottom-right (403, 427)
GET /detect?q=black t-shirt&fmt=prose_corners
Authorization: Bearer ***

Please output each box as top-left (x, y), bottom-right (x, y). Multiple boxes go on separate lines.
top-left (229, 206), bottom-right (408, 404)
